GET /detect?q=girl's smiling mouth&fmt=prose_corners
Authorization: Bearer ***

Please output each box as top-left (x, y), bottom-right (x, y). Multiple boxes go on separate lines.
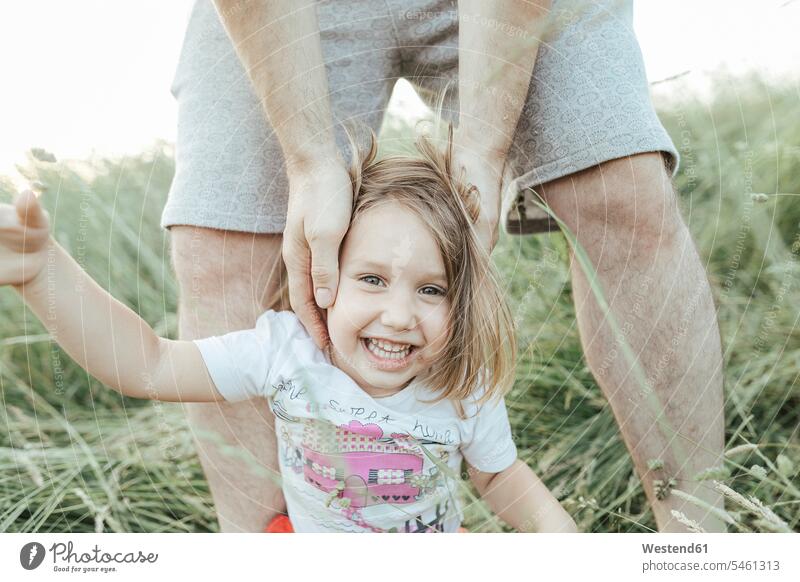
top-left (361, 337), bottom-right (419, 370)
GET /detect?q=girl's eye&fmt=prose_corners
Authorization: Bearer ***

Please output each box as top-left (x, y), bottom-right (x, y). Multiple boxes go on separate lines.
top-left (360, 275), bottom-right (385, 287)
top-left (420, 285), bottom-right (446, 297)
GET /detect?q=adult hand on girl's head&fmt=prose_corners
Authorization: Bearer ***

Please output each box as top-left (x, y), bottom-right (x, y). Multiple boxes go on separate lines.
top-left (0, 190), bottom-right (51, 287)
top-left (283, 157), bottom-right (354, 350)
top-left (451, 130), bottom-right (508, 254)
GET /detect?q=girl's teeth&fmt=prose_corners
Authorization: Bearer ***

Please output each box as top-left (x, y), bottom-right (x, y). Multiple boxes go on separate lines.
top-left (366, 338), bottom-right (411, 359)
top-left (369, 338), bottom-right (409, 351)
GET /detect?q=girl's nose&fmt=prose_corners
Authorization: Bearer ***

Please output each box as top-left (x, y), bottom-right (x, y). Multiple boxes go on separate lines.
top-left (380, 292), bottom-right (416, 331)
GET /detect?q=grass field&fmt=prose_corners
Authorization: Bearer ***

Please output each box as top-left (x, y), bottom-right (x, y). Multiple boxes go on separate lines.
top-left (1, 75), bottom-right (798, 533)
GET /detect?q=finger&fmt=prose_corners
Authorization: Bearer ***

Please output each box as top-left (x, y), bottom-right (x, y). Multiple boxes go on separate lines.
top-left (475, 217), bottom-right (498, 256)
top-left (14, 190), bottom-right (47, 229)
top-left (477, 226), bottom-right (492, 256)
top-left (0, 224), bottom-right (50, 253)
top-left (308, 235), bottom-right (343, 309)
top-left (303, 300), bottom-right (331, 351)
top-left (289, 268), bottom-right (330, 350)
top-left (284, 238), bottom-right (330, 350)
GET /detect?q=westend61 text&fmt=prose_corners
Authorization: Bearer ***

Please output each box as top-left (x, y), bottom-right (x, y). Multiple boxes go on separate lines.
top-left (642, 543), bottom-right (708, 554)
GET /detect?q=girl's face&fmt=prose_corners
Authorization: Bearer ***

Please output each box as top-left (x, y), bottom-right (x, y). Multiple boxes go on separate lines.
top-left (327, 201), bottom-right (451, 398)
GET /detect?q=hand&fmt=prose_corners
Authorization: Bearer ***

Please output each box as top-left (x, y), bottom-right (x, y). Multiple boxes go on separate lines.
top-left (0, 190), bottom-right (51, 287)
top-left (451, 130), bottom-right (508, 253)
top-left (282, 157), bottom-right (353, 349)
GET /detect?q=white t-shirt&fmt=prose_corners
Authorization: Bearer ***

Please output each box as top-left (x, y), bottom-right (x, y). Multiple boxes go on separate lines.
top-left (194, 310), bottom-right (517, 533)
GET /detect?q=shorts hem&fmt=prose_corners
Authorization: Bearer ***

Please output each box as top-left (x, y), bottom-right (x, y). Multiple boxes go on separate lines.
top-left (512, 139), bottom-right (679, 194)
top-left (160, 205), bottom-right (286, 235)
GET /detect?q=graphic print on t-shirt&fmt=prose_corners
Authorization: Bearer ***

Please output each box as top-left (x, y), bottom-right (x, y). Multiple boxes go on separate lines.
top-left (300, 419), bottom-right (446, 508)
top-left (277, 416), bottom-right (457, 532)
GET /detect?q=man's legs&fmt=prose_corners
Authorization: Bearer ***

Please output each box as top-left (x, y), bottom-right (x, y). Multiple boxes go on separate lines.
top-left (538, 152), bottom-right (725, 532)
top-left (171, 226), bottom-right (286, 532)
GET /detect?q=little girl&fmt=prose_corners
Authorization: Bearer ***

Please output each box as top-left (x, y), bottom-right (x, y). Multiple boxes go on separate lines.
top-left (0, 128), bottom-right (577, 533)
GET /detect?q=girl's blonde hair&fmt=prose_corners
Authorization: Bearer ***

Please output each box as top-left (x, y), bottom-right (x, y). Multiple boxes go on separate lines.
top-left (270, 123), bottom-right (517, 408)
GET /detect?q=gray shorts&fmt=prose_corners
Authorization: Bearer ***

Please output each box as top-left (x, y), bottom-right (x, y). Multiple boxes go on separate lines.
top-left (162, 0), bottom-right (678, 234)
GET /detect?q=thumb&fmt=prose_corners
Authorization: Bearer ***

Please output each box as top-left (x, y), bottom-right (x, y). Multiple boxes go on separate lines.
top-left (15, 190), bottom-right (47, 228)
top-left (308, 238), bottom-right (341, 309)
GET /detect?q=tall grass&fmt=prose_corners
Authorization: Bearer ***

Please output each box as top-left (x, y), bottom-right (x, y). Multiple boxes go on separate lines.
top-left (1, 77), bottom-right (798, 532)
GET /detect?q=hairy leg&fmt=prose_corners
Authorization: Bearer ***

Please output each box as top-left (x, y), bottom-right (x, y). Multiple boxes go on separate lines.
top-left (539, 153), bottom-right (725, 532)
top-left (171, 226), bottom-right (286, 532)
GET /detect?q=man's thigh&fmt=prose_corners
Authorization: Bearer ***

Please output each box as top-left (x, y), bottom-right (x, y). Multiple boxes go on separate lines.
top-left (170, 227), bottom-right (283, 334)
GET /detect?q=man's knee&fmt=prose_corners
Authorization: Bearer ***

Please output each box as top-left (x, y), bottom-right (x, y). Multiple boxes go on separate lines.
top-left (545, 153), bottom-right (685, 248)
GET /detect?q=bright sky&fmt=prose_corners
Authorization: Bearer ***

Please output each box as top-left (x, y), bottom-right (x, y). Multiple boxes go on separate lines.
top-left (1, 0), bottom-right (798, 178)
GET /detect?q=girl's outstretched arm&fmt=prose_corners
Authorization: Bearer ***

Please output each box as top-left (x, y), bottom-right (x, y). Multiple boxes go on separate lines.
top-left (470, 459), bottom-right (579, 533)
top-left (1, 191), bottom-right (222, 403)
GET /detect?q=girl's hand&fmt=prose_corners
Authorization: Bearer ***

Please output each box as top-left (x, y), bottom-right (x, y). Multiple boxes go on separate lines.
top-left (0, 190), bottom-right (51, 286)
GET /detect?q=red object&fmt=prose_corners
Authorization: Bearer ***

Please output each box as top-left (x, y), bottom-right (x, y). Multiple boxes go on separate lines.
top-left (264, 514), bottom-right (294, 533)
